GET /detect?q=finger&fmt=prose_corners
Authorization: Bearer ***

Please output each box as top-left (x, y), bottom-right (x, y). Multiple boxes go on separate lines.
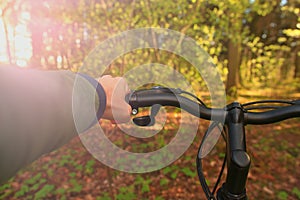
top-left (98, 75), bottom-right (112, 81)
top-left (127, 104), bottom-right (132, 115)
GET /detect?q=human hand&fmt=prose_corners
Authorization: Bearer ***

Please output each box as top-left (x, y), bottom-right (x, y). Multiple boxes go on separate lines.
top-left (98, 75), bottom-right (131, 123)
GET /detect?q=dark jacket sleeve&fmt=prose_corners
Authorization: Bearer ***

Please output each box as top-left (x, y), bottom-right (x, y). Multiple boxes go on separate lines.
top-left (0, 66), bottom-right (104, 184)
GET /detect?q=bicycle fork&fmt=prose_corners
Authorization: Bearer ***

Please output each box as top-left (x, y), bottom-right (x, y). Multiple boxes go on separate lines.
top-left (217, 102), bottom-right (250, 200)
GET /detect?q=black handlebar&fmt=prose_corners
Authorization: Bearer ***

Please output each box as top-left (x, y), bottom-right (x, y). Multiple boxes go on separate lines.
top-left (126, 87), bottom-right (300, 200)
top-left (245, 105), bottom-right (300, 124)
top-left (127, 87), bottom-right (300, 125)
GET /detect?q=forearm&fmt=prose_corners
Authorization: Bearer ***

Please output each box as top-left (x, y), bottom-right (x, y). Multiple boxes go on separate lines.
top-left (0, 66), bottom-right (102, 184)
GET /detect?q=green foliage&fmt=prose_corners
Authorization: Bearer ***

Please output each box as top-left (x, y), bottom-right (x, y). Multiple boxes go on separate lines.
top-left (69, 179), bottom-right (82, 193)
top-left (85, 159), bottom-right (96, 174)
top-left (159, 178), bottom-right (169, 187)
top-left (292, 187), bottom-right (300, 199)
top-left (10, 172), bottom-right (49, 199)
top-left (34, 184), bottom-right (55, 200)
top-left (184, 155), bottom-right (192, 161)
top-left (0, 183), bottom-right (12, 199)
top-left (135, 175), bottom-right (151, 194)
top-left (218, 152), bottom-right (226, 158)
top-left (75, 164), bottom-right (83, 171)
top-left (277, 191), bottom-right (289, 200)
top-left (206, 179), bottom-right (211, 187)
top-left (69, 172), bottom-right (77, 178)
top-left (24, 173), bottom-right (42, 185)
top-left (3, 0), bottom-right (298, 94)
top-left (55, 187), bottom-right (66, 195)
top-left (97, 193), bottom-right (112, 200)
top-left (59, 155), bottom-right (73, 166)
top-left (154, 196), bottom-right (165, 200)
top-left (181, 167), bottom-right (197, 178)
top-left (162, 165), bottom-right (179, 179)
top-left (14, 185), bottom-right (30, 198)
top-left (0, 183), bottom-right (10, 191)
top-left (116, 186), bottom-right (137, 200)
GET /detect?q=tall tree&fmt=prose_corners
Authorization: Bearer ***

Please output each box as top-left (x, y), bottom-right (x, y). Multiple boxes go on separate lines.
top-left (1, 0), bottom-right (16, 64)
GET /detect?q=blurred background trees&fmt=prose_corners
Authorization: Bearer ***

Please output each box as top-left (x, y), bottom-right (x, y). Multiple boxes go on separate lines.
top-left (0, 0), bottom-right (299, 95)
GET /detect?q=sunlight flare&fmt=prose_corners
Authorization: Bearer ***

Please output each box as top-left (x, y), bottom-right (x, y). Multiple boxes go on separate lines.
top-left (0, 11), bottom-right (32, 67)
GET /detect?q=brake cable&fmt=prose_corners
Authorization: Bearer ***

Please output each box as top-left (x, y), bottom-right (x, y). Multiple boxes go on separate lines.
top-left (242, 100), bottom-right (295, 111)
top-left (196, 121), bottom-right (227, 200)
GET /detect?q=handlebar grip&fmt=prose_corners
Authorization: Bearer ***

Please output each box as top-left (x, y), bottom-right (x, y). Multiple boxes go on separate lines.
top-left (126, 87), bottom-right (181, 109)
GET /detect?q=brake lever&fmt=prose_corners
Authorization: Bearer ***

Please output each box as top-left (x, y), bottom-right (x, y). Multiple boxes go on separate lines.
top-left (132, 104), bottom-right (161, 126)
top-left (125, 86), bottom-right (180, 126)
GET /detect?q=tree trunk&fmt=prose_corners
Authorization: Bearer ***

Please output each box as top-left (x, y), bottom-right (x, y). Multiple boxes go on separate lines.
top-left (2, 17), bottom-right (12, 64)
top-left (295, 51), bottom-right (300, 78)
top-left (226, 40), bottom-right (241, 97)
top-left (29, 23), bottom-right (43, 68)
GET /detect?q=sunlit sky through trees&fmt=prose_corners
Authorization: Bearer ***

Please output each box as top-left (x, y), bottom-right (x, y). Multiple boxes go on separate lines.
top-left (0, 9), bottom-right (32, 67)
top-left (0, 0), bottom-right (295, 68)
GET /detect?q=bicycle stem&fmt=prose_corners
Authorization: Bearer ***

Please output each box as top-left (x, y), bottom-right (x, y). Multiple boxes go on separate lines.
top-left (217, 102), bottom-right (250, 200)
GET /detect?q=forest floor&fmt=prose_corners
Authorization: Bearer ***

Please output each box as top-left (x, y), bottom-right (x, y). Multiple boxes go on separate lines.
top-left (1, 89), bottom-right (300, 200)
